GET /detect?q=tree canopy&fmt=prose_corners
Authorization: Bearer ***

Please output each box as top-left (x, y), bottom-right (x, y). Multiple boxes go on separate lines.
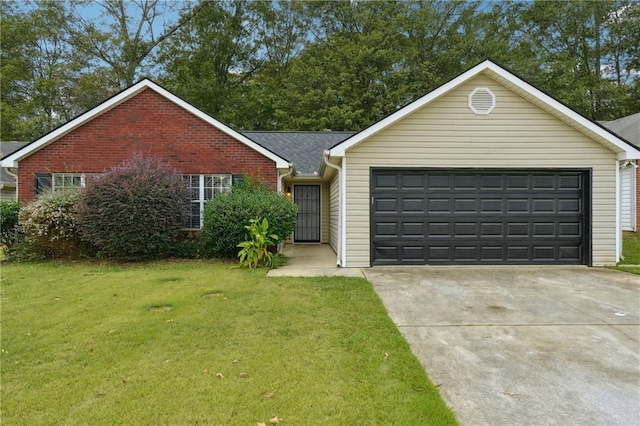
top-left (2, 0), bottom-right (638, 141)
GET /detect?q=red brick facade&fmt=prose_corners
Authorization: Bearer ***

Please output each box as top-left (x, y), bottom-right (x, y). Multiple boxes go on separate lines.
top-left (18, 89), bottom-right (277, 202)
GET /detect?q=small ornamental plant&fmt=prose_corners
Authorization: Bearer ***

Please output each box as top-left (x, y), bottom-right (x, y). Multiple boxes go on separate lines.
top-left (237, 217), bottom-right (278, 269)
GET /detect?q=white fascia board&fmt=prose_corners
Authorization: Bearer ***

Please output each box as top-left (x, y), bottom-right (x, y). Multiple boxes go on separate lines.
top-left (145, 81), bottom-right (290, 168)
top-left (1, 81), bottom-right (151, 168)
top-left (329, 60), bottom-right (640, 159)
top-left (484, 63), bottom-right (640, 159)
top-left (1, 79), bottom-right (291, 169)
top-left (329, 60), bottom-right (495, 157)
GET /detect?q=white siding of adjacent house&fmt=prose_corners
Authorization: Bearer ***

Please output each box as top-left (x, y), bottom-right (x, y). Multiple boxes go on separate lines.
top-left (1, 187), bottom-right (16, 201)
top-left (329, 172), bottom-right (339, 252)
top-left (343, 74), bottom-right (618, 267)
top-left (620, 165), bottom-right (636, 231)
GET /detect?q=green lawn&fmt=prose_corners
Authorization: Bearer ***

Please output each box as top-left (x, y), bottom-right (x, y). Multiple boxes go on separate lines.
top-left (0, 261), bottom-right (457, 425)
top-left (618, 232), bottom-right (640, 275)
top-left (621, 232), bottom-right (640, 265)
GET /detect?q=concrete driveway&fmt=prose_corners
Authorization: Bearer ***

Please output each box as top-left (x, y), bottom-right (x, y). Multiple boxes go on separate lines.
top-left (363, 267), bottom-right (640, 426)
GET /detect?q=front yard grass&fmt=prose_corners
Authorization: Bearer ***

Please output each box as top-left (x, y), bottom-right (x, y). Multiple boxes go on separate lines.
top-left (0, 261), bottom-right (457, 425)
top-left (618, 232), bottom-right (640, 275)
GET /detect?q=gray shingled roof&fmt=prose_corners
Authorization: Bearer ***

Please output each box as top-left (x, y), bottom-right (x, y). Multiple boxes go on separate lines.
top-left (242, 131), bottom-right (354, 175)
top-left (0, 142), bottom-right (29, 185)
top-left (599, 113), bottom-right (640, 147)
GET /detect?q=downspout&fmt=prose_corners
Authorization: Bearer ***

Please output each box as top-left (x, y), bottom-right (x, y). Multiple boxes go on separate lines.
top-left (323, 151), bottom-right (343, 267)
top-left (6, 168), bottom-right (18, 201)
top-left (278, 165), bottom-right (294, 194)
top-left (616, 161), bottom-right (622, 263)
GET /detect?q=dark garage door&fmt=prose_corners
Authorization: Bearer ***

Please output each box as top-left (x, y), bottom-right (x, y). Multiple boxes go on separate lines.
top-left (371, 169), bottom-right (589, 265)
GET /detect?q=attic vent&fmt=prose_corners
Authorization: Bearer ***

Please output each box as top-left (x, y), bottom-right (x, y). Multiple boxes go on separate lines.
top-left (468, 87), bottom-right (495, 115)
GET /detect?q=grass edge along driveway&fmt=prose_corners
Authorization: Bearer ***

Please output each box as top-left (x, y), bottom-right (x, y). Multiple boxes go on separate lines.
top-left (0, 261), bottom-right (457, 425)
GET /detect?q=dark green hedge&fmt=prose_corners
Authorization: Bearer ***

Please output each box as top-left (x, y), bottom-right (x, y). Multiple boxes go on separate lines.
top-left (201, 179), bottom-right (297, 258)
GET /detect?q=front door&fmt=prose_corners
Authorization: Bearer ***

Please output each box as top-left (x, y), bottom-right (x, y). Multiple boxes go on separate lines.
top-left (294, 185), bottom-right (321, 242)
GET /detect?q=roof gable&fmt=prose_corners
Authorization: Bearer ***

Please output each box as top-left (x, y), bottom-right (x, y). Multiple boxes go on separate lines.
top-left (1, 80), bottom-right (290, 168)
top-left (329, 60), bottom-right (640, 161)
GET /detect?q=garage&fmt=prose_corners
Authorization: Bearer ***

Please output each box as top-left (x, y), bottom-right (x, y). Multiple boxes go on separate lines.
top-left (371, 169), bottom-right (590, 265)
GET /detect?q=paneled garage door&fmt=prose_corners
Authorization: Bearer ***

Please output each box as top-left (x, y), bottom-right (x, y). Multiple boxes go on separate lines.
top-left (371, 169), bottom-right (590, 265)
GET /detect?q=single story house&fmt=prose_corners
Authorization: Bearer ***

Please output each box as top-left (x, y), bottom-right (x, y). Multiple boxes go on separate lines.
top-left (0, 142), bottom-right (29, 201)
top-left (2, 60), bottom-right (639, 266)
top-left (599, 113), bottom-right (640, 233)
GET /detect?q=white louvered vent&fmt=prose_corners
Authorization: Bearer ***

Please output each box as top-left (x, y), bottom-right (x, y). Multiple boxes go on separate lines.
top-left (468, 87), bottom-right (496, 115)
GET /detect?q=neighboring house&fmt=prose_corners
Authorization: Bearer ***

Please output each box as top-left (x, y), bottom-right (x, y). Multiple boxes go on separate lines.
top-left (599, 113), bottom-right (640, 233)
top-left (2, 60), bottom-right (639, 266)
top-left (0, 142), bottom-right (29, 201)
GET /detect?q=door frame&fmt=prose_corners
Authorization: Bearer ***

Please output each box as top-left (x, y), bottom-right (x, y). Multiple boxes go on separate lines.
top-left (293, 184), bottom-right (322, 243)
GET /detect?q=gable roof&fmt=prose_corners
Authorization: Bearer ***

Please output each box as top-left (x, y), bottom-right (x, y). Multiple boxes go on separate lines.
top-left (329, 60), bottom-right (640, 161)
top-left (243, 131), bottom-right (354, 175)
top-left (0, 79), bottom-right (291, 169)
top-left (599, 113), bottom-right (640, 147)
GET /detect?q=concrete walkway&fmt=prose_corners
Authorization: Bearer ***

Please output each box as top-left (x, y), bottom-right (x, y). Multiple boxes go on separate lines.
top-left (364, 266), bottom-right (640, 426)
top-left (267, 244), bottom-right (365, 277)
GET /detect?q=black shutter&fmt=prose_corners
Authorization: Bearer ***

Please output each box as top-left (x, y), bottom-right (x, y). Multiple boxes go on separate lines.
top-left (35, 173), bottom-right (52, 197)
top-left (232, 174), bottom-right (244, 187)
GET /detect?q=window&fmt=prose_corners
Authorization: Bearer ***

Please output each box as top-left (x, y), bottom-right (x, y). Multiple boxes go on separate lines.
top-left (52, 173), bottom-right (91, 191)
top-left (184, 174), bottom-right (232, 228)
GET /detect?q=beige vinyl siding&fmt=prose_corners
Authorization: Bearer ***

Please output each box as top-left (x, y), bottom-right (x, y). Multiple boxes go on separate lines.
top-left (329, 172), bottom-right (339, 252)
top-left (321, 183), bottom-right (329, 243)
top-left (344, 74), bottom-right (617, 266)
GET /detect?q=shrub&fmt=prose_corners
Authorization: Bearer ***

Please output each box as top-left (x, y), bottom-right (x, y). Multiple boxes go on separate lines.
top-left (0, 201), bottom-right (21, 247)
top-left (18, 189), bottom-right (88, 259)
top-left (201, 178), bottom-right (297, 258)
top-left (77, 153), bottom-right (190, 261)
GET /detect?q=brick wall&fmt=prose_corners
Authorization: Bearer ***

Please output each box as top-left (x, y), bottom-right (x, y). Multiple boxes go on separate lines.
top-left (18, 89), bottom-right (277, 202)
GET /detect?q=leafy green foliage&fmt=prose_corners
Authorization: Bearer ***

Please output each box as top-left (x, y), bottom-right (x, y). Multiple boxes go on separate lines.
top-left (237, 217), bottom-right (278, 268)
top-left (17, 188), bottom-right (87, 259)
top-left (0, 201), bottom-right (21, 247)
top-left (201, 178), bottom-right (297, 258)
top-left (77, 153), bottom-right (190, 261)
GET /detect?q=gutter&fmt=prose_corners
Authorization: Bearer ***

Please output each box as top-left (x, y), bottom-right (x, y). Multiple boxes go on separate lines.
top-left (277, 165), bottom-right (294, 194)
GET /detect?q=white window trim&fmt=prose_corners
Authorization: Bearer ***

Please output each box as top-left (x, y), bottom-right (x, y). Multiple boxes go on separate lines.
top-left (52, 173), bottom-right (92, 191)
top-left (184, 173), bottom-right (232, 229)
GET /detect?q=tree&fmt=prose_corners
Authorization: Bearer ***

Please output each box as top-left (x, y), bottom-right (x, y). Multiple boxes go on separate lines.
top-left (515, 0), bottom-right (639, 120)
top-left (67, 0), bottom-right (192, 88)
top-left (0, 1), bottom-right (107, 140)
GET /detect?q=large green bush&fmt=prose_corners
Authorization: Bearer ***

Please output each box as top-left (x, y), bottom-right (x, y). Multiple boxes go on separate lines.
top-left (77, 153), bottom-right (190, 261)
top-left (201, 179), bottom-right (297, 258)
top-left (18, 189), bottom-right (87, 259)
top-left (0, 201), bottom-right (21, 247)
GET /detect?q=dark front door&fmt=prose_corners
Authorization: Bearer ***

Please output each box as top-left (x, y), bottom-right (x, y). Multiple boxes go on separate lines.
top-left (371, 169), bottom-right (589, 266)
top-left (294, 185), bottom-right (321, 242)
